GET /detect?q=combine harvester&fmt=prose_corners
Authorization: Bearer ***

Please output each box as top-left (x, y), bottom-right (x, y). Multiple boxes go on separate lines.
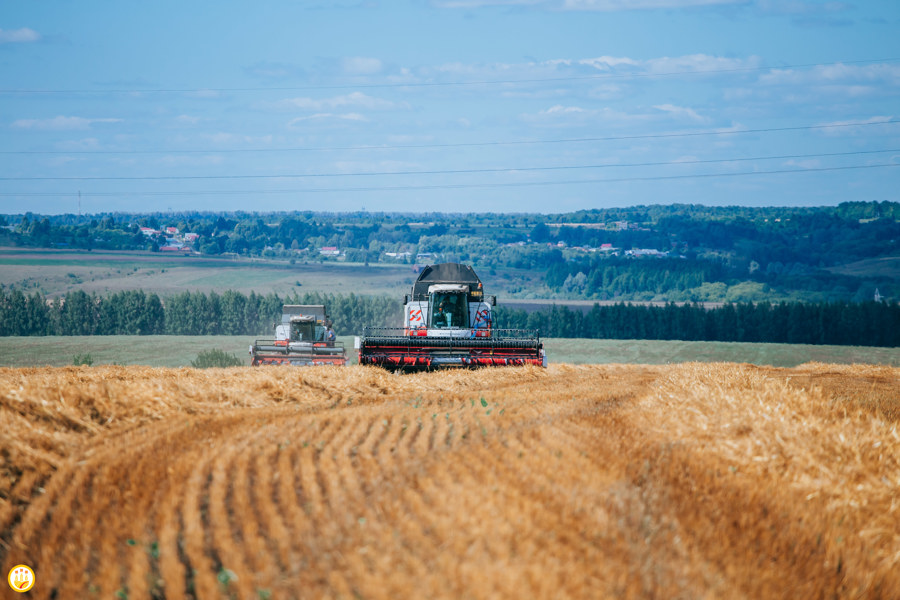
top-left (250, 304), bottom-right (347, 366)
top-left (357, 263), bottom-right (546, 371)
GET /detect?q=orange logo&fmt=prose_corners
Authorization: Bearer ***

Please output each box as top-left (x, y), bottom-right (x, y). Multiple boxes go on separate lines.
top-left (7, 565), bottom-right (34, 593)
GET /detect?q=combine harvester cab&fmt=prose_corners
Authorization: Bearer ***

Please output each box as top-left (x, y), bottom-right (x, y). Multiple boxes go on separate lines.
top-left (251, 304), bottom-right (347, 366)
top-left (357, 263), bottom-right (546, 372)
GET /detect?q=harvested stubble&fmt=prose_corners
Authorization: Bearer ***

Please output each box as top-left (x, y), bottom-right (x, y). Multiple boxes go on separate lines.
top-left (0, 362), bottom-right (898, 599)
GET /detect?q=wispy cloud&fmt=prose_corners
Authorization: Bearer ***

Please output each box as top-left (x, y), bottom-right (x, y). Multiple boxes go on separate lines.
top-left (562, 0), bottom-right (745, 9)
top-left (816, 116), bottom-right (897, 136)
top-left (342, 56), bottom-right (383, 75)
top-left (244, 61), bottom-right (308, 81)
top-left (0, 27), bottom-right (40, 44)
top-left (759, 62), bottom-right (900, 86)
top-left (428, 53), bottom-right (759, 82)
top-left (54, 138), bottom-right (102, 151)
top-left (10, 116), bottom-right (123, 131)
top-left (653, 103), bottom-right (709, 122)
top-left (157, 155), bottom-right (226, 167)
top-left (185, 90), bottom-right (221, 99)
top-left (783, 158), bottom-right (821, 169)
top-left (269, 92), bottom-right (406, 112)
top-left (174, 115), bottom-right (202, 126)
top-left (433, 0), bottom-right (747, 10)
top-left (522, 104), bottom-right (651, 125)
top-left (432, 0), bottom-right (545, 7)
top-left (725, 63), bottom-right (899, 105)
top-left (287, 113), bottom-right (368, 127)
top-left (755, 0), bottom-right (851, 17)
top-left (432, 0), bottom-right (854, 18)
top-left (196, 133), bottom-right (275, 146)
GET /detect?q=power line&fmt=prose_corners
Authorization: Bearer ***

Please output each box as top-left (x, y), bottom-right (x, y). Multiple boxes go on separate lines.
top-left (2, 148), bottom-right (897, 182)
top-left (2, 163), bottom-right (897, 197)
top-left (2, 57), bottom-right (898, 95)
top-left (2, 120), bottom-right (898, 157)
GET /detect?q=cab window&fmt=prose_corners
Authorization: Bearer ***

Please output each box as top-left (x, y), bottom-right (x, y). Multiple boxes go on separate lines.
top-left (430, 292), bottom-right (468, 328)
top-left (291, 322), bottom-right (316, 341)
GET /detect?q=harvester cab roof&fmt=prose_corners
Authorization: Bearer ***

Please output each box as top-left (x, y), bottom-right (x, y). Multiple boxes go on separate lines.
top-left (428, 284), bottom-right (468, 293)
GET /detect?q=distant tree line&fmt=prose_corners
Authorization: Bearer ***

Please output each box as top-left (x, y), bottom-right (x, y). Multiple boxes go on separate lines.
top-left (544, 256), bottom-right (895, 303)
top-left (1, 287), bottom-right (898, 347)
top-left (494, 301), bottom-right (900, 347)
top-left (0, 289), bottom-right (400, 337)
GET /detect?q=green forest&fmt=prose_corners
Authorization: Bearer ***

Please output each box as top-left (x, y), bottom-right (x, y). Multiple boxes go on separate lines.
top-left (0, 289), bottom-right (398, 338)
top-left (2, 201), bottom-right (899, 303)
top-left (1, 288), bottom-right (898, 348)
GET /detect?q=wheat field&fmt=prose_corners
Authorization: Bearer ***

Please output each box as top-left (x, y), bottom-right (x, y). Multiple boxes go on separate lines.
top-left (0, 363), bottom-right (898, 599)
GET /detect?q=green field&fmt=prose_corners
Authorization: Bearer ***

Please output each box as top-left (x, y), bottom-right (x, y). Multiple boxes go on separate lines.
top-left (1, 335), bottom-right (897, 368)
top-left (544, 338), bottom-right (900, 366)
top-left (0, 247), bottom-right (542, 299)
top-left (0, 248), bottom-right (421, 298)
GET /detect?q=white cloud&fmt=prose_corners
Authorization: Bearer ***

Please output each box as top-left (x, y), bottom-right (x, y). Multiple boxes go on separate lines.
top-left (425, 53), bottom-right (759, 84)
top-left (817, 116), bottom-right (897, 136)
top-left (287, 113), bottom-right (368, 126)
top-left (244, 61), bottom-right (307, 81)
top-left (755, 0), bottom-right (850, 16)
top-left (157, 155), bottom-right (225, 167)
top-left (642, 54), bottom-right (761, 74)
top-left (752, 63), bottom-right (900, 103)
top-left (783, 158), bottom-right (821, 169)
top-left (653, 103), bottom-right (708, 122)
top-left (523, 104), bottom-right (649, 125)
top-left (0, 27), bottom-right (40, 44)
top-left (543, 105), bottom-right (588, 116)
top-left (432, 0), bottom-right (851, 13)
top-left (563, 0), bottom-right (743, 9)
top-left (332, 159), bottom-right (421, 173)
top-left (432, 0), bottom-right (545, 7)
top-left (433, 0), bottom-right (746, 9)
top-left (577, 56), bottom-right (640, 71)
top-left (271, 92), bottom-right (404, 111)
top-left (186, 89), bottom-right (221, 99)
top-left (10, 116), bottom-right (123, 131)
top-left (55, 138), bottom-right (102, 151)
top-left (760, 63), bottom-right (900, 86)
top-left (174, 115), bottom-right (202, 126)
top-left (198, 133), bottom-right (275, 146)
top-left (341, 56), bottom-right (383, 75)
top-left (822, 116), bottom-right (894, 127)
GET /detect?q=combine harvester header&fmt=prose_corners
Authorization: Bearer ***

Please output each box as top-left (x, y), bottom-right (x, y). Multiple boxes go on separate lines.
top-left (357, 263), bottom-right (546, 371)
top-left (250, 304), bottom-right (347, 366)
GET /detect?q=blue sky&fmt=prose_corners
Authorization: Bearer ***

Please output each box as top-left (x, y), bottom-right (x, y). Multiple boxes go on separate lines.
top-left (1, 0), bottom-right (898, 215)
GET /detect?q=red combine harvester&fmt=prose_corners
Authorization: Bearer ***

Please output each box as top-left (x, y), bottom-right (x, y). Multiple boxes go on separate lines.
top-left (356, 263), bottom-right (546, 372)
top-left (250, 305), bottom-right (347, 366)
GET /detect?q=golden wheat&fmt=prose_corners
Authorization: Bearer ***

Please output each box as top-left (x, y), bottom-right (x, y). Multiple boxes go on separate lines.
top-left (0, 363), bottom-right (897, 599)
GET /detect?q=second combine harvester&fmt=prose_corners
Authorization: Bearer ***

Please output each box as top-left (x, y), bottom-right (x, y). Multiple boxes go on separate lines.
top-left (357, 263), bottom-right (546, 371)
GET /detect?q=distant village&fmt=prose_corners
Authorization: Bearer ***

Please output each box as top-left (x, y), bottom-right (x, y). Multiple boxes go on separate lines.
top-left (309, 220), bottom-right (679, 262)
top-left (138, 226), bottom-right (199, 252)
